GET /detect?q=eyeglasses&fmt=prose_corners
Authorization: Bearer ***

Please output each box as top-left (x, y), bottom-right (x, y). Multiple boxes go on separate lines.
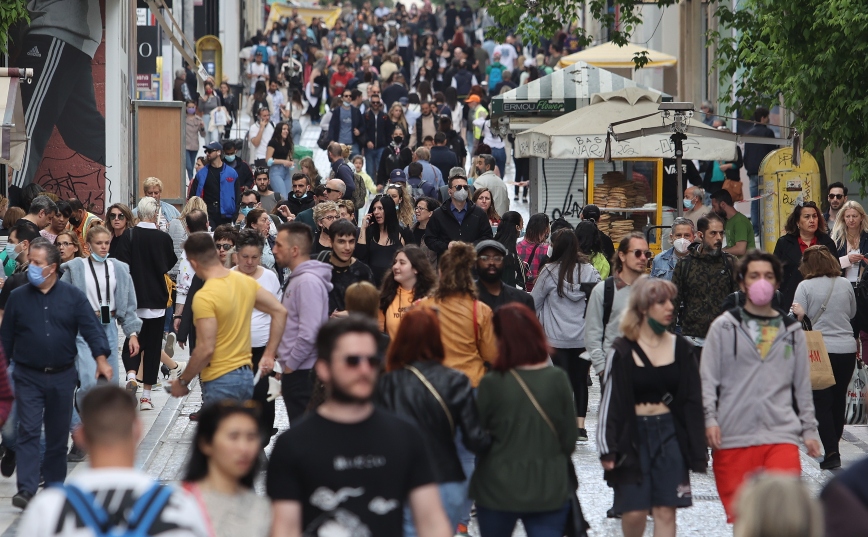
top-left (342, 94), bottom-right (352, 98)
top-left (57, 242), bottom-right (74, 248)
top-left (631, 249), bottom-right (654, 259)
top-left (479, 255), bottom-right (504, 263)
top-left (324, 187), bottom-right (342, 194)
top-left (108, 213), bottom-right (125, 220)
top-left (343, 355), bottom-right (382, 368)
top-left (452, 184), bottom-right (468, 191)
top-left (829, 194), bottom-right (844, 200)
top-left (321, 215), bottom-right (339, 221)
top-left (215, 243), bottom-right (234, 251)
top-left (414, 206), bottom-right (429, 212)
top-left (240, 202), bottom-right (258, 208)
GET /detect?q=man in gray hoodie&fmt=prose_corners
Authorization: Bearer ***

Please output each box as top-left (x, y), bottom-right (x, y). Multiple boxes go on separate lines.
top-left (274, 222), bottom-right (334, 425)
top-left (701, 250), bottom-right (821, 522)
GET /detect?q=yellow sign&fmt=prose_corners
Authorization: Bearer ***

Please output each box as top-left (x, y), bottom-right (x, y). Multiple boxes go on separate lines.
top-left (759, 147), bottom-right (820, 252)
top-left (266, 4), bottom-right (342, 30)
top-left (196, 36), bottom-right (223, 86)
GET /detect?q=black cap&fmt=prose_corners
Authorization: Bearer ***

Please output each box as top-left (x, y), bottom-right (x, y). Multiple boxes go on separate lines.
top-left (581, 204), bottom-right (601, 222)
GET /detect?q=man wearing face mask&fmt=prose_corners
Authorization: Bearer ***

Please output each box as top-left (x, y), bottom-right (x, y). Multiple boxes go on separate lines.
top-left (222, 140), bottom-right (255, 191)
top-left (651, 218), bottom-right (696, 282)
top-left (236, 190), bottom-right (263, 226)
top-left (424, 169), bottom-right (493, 258)
top-left (377, 127), bottom-right (413, 189)
top-left (671, 213), bottom-right (739, 353)
top-left (1, 239), bottom-right (111, 508)
top-left (0, 221), bottom-right (41, 320)
top-left (286, 172), bottom-right (316, 216)
top-left (683, 186), bottom-right (708, 227)
top-left (364, 93), bottom-right (391, 180)
top-left (190, 141), bottom-right (241, 227)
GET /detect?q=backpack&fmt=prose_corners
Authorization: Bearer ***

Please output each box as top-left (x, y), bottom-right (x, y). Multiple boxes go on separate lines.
top-left (488, 65), bottom-right (503, 88)
top-left (407, 176), bottom-right (428, 200)
top-left (342, 163), bottom-right (368, 210)
top-left (251, 96), bottom-right (269, 119)
top-left (59, 482), bottom-right (174, 537)
top-left (582, 277), bottom-right (615, 343)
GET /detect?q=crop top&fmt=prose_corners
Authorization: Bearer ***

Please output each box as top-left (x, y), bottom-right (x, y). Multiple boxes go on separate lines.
top-left (631, 339), bottom-right (680, 405)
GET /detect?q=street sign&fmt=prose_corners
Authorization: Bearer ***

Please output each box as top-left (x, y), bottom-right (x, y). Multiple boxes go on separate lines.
top-left (136, 74), bottom-right (152, 89)
top-left (137, 26), bottom-right (158, 75)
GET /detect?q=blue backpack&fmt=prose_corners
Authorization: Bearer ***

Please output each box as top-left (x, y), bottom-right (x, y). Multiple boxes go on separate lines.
top-left (59, 482), bottom-right (174, 537)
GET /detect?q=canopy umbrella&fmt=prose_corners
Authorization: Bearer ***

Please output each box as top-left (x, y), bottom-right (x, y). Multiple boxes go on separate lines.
top-left (557, 42), bottom-right (677, 70)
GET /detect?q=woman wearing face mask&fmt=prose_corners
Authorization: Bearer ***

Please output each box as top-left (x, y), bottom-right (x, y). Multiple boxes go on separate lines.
top-left (185, 99), bottom-right (206, 181)
top-left (378, 125), bottom-right (413, 187)
top-left (357, 195), bottom-right (413, 284)
top-left (57, 230), bottom-right (84, 263)
top-left (386, 102), bottom-right (410, 140)
top-left (598, 276), bottom-right (706, 537)
top-left (183, 402), bottom-right (271, 537)
top-left (378, 246), bottom-right (437, 340)
top-left (515, 213), bottom-right (550, 292)
top-left (386, 183), bottom-right (414, 227)
top-left (265, 121), bottom-right (295, 199)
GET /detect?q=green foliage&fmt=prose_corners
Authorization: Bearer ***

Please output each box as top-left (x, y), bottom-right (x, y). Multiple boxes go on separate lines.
top-left (0, 0), bottom-right (29, 55)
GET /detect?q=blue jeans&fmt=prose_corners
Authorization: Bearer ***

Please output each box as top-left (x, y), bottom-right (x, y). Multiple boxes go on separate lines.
top-left (403, 481), bottom-right (465, 536)
top-left (14, 364), bottom-right (78, 494)
top-left (749, 173), bottom-right (761, 238)
top-left (186, 149), bottom-right (198, 181)
top-left (476, 501), bottom-right (571, 537)
top-left (201, 366), bottom-right (254, 406)
top-left (291, 120), bottom-right (303, 146)
top-left (366, 147), bottom-right (384, 179)
top-left (70, 322), bottom-right (120, 432)
top-left (491, 146), bottom-right (507, 179)
top-left (269, 164), bottom-right (292, 199)
top-left (455, 421), bottom-right (476, 526)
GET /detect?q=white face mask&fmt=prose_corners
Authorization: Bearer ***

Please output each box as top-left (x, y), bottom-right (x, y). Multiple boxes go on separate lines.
top-left (673, 237), bottom-right (691, 254)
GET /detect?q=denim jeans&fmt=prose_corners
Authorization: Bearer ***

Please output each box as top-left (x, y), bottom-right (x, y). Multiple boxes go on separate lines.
top-left (201, 366), bottom-right (254, 406)
top-left (366, 147), bottom-right (384, 179)
top-left (454, 419), bottom-right (476, 526)
top-left (269, 164), bottom-right (292, 199)
top-left (476, 501), bottom-right (571, 537)
top-left (749, 173), bottom-right (761, 238)
top-left (186, 149), bottom-right (198, 181)
top-left (490, 146), bottom-right (507, 179)
top-left (291, 119), bottom-right (303, 146)
top-left (403, 481), bottom-right (466, 536)
top-left (70, 322), bottom-right (120, 432)
top-left (14, 364), bottom-right (78, 494)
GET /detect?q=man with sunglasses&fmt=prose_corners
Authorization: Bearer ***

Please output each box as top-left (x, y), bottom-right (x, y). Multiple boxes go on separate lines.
top-left (425, 168), bottom-right (492, 258)
top-left (824, 182), bottom-right (848, 228)
top-left (296, 179), bottom-right (346, 230)
top-left (364, 93), bottom-right (391, 179)
top-left (190, 141), bottom-right (241, 228)
top-left (268, 315), bottom-right (451, 537)
top-left (671, 213), bottom-right (739, 354)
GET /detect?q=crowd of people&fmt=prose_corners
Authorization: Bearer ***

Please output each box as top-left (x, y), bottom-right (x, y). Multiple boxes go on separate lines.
top-left (1, 1), bottom-right (868, 537)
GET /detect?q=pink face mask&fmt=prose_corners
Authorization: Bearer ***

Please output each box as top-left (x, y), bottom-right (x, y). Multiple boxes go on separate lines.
top-left (747, 278), bottom-right (774, 306)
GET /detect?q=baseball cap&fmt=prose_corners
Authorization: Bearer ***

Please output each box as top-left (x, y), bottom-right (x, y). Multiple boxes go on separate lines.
top-left (465, 95), bottom-right (481, 104)
top-left (448, 167), bottom-right (467, 179)
top-left (389, 168), bottom-right (407, 183)
top-left (399, 96), bottom-right (409, 106)
top-left (581, 204), bottom-right (602, 222)
top-left (203, 141), bottom-right (223, 152)
top-left (475, 240), bottom-right (507, 256)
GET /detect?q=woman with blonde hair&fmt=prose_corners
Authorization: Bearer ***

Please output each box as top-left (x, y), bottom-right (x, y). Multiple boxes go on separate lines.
top-left (735, 474), bottom-right (822, 537)
top-left (169, 196), bottom-right (208, 278)
top-left (791, 245), bottom-right (857, 470)
top-left (298, 156), bottom-right (323, 186)
top-left (598, 275), bottom-right (706, 537)
top-left (831, 199), bottom-right (868, 283)
top-left (386, 183), bottom-right (414, 227)
top-left (312, 201), bottom-right (340, 255)
top-left (387, 101), bottom-right (409, 138)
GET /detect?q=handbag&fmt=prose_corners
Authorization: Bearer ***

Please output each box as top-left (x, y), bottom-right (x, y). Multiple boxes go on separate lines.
top-left (802, 281), bottom-right (837, 390)
top-left (316, 129), bottom-right (330, 150)
top-left (405, 365), bottom-right (455, 434)
top-left (846, 359), bottom-right (868, 425)
top-left (510, 370), bottom-right (590, 537)
top-left (722, 178), bottom-right (744, 202)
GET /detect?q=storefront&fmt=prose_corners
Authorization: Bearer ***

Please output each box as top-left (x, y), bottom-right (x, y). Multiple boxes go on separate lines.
top-left (0, 68), bottom-right (32, 176)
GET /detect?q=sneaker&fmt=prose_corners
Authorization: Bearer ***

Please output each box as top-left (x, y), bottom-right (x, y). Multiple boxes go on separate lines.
top-left (522, 197), bottom-right (529, 203)
top-left (12, 490), bottom-right (33, 509)
top-left (577, 428), bottom-right (589, 441)
top-left (607, 508), bottom-right (621, 519)
top-left (163, 333), bottom-right (176, 358)
top-left (1, 449), bottom-right (16, 477)
top-left (820, 452), bottom-right (842, 470)
top-left (189, 412), bottom-right (200, 421)
top-left (125, 378), bottom-right (138, 394)
top-left (161, 364), bottom-right (171, 378)
top-left (455, 523), bottom-right (469, 537)
top-left (169, 361), bottom-right (187, 382)
top-left (140, 398), bottom-right (155, 411)
top-left (513, 196), bottom-right (519, 201)
top-left (67, 444), bottom-right (87, 463)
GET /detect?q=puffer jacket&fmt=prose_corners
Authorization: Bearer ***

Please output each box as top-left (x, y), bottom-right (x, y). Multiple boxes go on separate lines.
top-left (375, 361), bottom-right (491, 483)
top-left (671, 248), bottom-right (738, 338)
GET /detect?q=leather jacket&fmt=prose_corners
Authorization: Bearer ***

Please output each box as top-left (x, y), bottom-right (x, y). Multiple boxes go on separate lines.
top-left (375, 361), bottom-right (491, 483)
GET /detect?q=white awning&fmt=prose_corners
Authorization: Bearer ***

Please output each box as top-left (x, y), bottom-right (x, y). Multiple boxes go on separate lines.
top-left (0, 68), bottom-right (32, 170)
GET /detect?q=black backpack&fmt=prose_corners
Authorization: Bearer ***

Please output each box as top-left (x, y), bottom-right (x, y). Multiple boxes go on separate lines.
top-left (582, 278), bottom-right (616, 345)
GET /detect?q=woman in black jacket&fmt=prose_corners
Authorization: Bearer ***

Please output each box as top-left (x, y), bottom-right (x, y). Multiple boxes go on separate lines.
top-left (598, 276), bottom-right (706, 537)
top-left (773, 201), bottom-right (838, 310)
top-left (375, 307), bottom-right (490, 537)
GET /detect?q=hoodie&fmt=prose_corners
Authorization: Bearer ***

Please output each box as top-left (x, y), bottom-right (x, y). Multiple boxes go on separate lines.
top-left (700, 309), bottom-right (820, 450)
top-left (285, 192), bottom-right (316, 216)
top-left (278, 260), bottom-right (334, 371)
top-left (531, 263), bottom-right (601, 348)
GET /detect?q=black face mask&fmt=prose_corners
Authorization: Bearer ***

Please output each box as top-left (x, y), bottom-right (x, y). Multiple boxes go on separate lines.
top-left (393, 136), bottom-right (403, 145)
top-left (69, 215), bottom-right (82, 227)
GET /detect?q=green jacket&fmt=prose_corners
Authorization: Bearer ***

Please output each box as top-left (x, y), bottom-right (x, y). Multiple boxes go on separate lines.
top-left (671, 248), bottom-right (738, 338)
top-left (470, 367), bottom-right (577, 512)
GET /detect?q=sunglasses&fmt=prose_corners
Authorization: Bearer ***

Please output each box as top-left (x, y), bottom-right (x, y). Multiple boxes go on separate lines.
top-left (342, 94), bottom-right (352, 98)
top-left (343, 355), bottom-right (382, 368)
top-left (204, 149), bottom-right (217, 154)
top-left (828, 194), bottom-right (844, 200)
top-left (240, 202), bottom-right (258, 208)
top-left (108, 213), bottom-right (125, 220)
top-left (216, 243), bottom-right (234, 251)
top-left (631, 249), bottom-right (654, 259)
top-left (452, 184), bottom-right (468, 191)
top-left (324, 187), bottom-right (341, 194)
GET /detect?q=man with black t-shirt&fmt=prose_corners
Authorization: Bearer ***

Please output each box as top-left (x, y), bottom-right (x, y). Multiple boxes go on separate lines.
top-left (267, 316), bottom-right (451, 537)
top-left (318, 219), bottom-right (374, 315)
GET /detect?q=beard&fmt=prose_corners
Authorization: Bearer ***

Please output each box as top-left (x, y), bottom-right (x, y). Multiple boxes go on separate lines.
top-left (705, 242), bottom-right (723, 255)
top-left (328, 379), bottom-right (372, 405)
top-left (478, 267), bottom-right (503, 283)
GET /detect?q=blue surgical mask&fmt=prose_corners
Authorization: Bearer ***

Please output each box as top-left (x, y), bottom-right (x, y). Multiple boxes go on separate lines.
top-left (91, 252), bottom-right (109, 263)
top-left (27, 264), bottom-right (47, 286)
top-left (683, 198), bottom-right (694, 210)
top-left (240, 206), bottom-right (253, 216)
top-left (224, 154), bottom-right (236, 163)
top-left (4, 242), bottom-right (19, 261)
top-left (396, 204), bottom-right (401, 211)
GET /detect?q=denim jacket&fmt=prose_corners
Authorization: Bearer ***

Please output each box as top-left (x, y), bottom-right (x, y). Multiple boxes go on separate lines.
top-left (650, 247), bottom-right (680, 281)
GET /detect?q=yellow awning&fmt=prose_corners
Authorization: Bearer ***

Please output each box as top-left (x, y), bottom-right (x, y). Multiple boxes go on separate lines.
top-left (557, 41), bottom-right (677, 70)
top-left (267, 3), bottom-right (342, 30)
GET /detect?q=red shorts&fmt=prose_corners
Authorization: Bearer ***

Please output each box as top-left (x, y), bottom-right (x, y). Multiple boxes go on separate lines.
top-left (712, 443), bottom-right (801, 522)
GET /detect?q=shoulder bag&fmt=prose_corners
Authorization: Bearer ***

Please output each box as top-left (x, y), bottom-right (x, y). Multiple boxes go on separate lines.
top-left (406, 365), bottom-right (454, 435)
top-left (510, 370), bottom-right (589, 537)
top-left (803, 279), bottom-right (836, 390)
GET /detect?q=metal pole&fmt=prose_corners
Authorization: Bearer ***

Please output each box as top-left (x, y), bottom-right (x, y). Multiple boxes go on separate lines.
top-left (672, 132), bottom-right (686, 218)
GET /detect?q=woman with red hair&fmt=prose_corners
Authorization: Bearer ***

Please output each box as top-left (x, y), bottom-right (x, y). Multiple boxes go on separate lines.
top-left (375, 308), bottom-right (490, 536)
top-left (469, 303), bottom-right (578, 537)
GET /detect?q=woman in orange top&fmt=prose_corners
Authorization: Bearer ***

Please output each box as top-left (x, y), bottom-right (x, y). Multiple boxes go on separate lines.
top-left (379, 245), bottom-right (436, 340)
top-left (417, 243), bottom-right (498, 388)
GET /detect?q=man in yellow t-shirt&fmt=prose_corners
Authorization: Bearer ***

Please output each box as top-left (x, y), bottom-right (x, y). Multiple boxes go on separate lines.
top-left (169, 232), bottom-right (287, 405)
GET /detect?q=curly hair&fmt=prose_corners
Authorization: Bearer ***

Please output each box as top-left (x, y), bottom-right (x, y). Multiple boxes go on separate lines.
top-left (386, 183), bottom-right (414, 227)
top-left (379, 246), bottom-right (437, 312)
top-left (432, 242), bottom-right (477, 299)
top-left (313, 201), bottom-right (340, 228)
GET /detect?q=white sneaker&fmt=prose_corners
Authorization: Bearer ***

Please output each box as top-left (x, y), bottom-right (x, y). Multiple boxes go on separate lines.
top-left (169, 361), bottom-right (187, 381)
top-left (139, 398), bottom-right (154, 411)
top-left (163, 333), bottom-right (177, 358)
top-left (125, 378), bottom-right (138, 394)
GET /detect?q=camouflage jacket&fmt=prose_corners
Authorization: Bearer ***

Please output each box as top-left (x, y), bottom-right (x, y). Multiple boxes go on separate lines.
top-left (671, 249), bottom-right (738, 338)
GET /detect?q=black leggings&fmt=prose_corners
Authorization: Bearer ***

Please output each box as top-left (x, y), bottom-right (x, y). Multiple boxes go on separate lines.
top-left (251, 347), bottom-right (276, 445)
top-left (813, 352), bottom-right (857, 456)
top-left (121, 317), bottom-right (163, 385)
top-left (551, 348), bottom-right (591, 418)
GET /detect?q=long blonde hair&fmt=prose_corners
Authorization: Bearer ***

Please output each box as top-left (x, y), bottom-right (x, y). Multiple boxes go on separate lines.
top-left (387, 184), bottom-right (414, 227)
top-left (619, 275), bottom-right (678, 341)
top-left (831, 200), bottom-right (868, 249)
top-left (180, 196), bottom-right (207, 221)
top-left (734, 474), bottom-right (822, 537)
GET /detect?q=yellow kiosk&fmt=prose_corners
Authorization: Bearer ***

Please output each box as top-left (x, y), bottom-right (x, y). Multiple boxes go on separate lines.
top-left (759, 147), bottom-right (820, 252)
top-left (196, 36), bottom-right (223, 85)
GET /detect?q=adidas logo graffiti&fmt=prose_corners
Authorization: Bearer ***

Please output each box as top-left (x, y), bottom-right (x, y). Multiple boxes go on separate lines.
top-left (26, 46), bottom-right (41, 58)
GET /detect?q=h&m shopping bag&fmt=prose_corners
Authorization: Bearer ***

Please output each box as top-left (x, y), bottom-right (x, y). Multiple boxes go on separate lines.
top-left (805, 330), bottom-right (835, 390)
top-left (846, 360), bottom-right (868, 425)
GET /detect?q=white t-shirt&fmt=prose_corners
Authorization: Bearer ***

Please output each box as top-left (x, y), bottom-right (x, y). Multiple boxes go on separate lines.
top-left (248, 62), bottom-right (269, 88)
top-left (234, 267), bottom-right (281, 348)
top-left (85, 258), bottom-right (117, 312)
top-left (248, 121), bottom-right (275, 160)
top-left (17, 468), bottom-right (210, 537)
top-left (495, 44), bottom-right (518, 72)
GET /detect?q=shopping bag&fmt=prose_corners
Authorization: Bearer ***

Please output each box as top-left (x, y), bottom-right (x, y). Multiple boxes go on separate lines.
top-left (846, 360), bottom-right (868, 425)
top-left (805, 330), bottom-right (835, 390)
top-left (723, 179), bottom-right (744, 202)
